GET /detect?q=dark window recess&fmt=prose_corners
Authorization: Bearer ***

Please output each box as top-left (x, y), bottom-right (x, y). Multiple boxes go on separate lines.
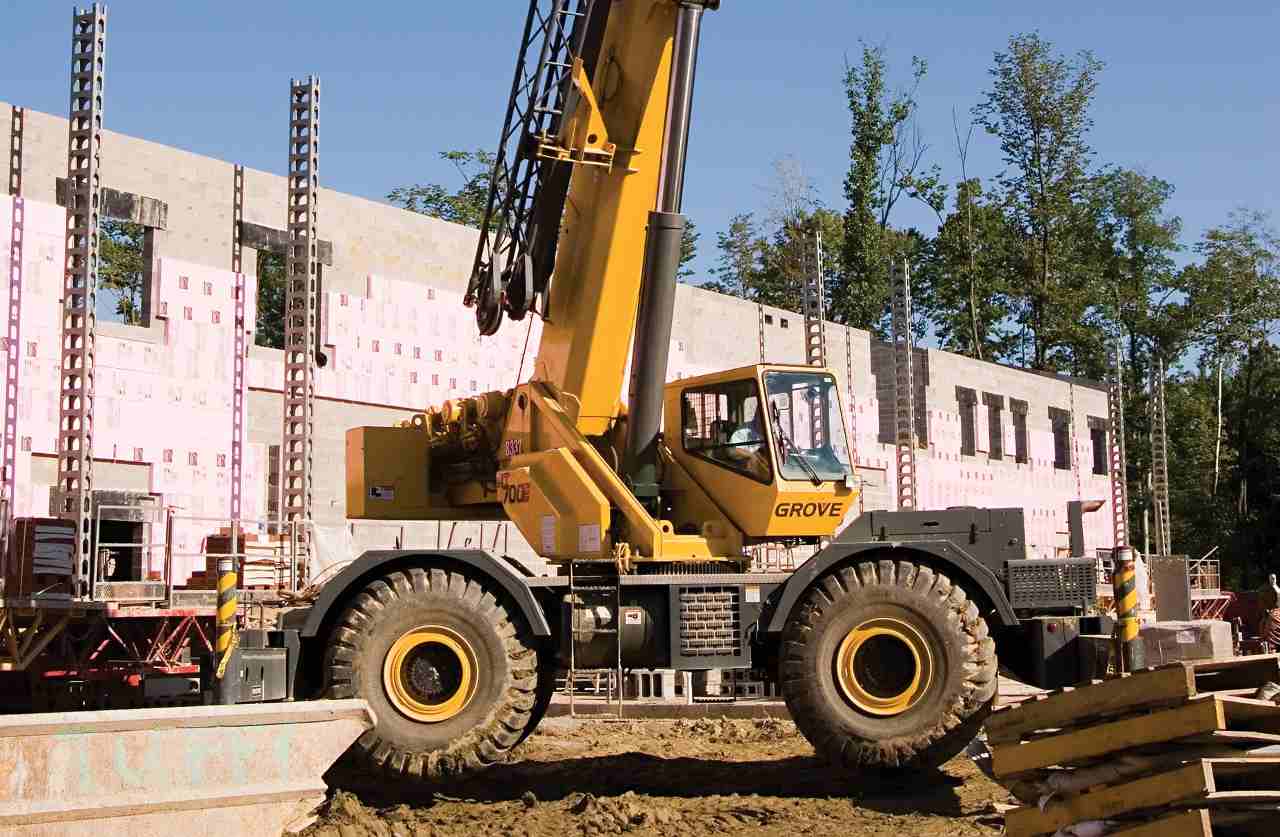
top-left (956, 387), bottom-right (977, 456)
top-left (780, 318), bottom-right (789, 329)
top-left (1011, 399), bottom-right (1029, 464)
top-left (1049, 407), bottom-right (1071, 470)
top-left (983, 393), bottom-right (1004, 460)
top-left (764, 314), bottom-right (773, 325)
top-left (1088, 416), bottom-right (1108, 475)
top-left (266, 444), bottom-right (281, 521)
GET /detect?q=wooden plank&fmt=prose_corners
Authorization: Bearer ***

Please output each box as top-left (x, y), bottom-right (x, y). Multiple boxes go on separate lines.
top-left (1003, 762), bottom-right (1210, 837)
top-left (1221, 695), bottom-right (1280, 734)
top-left (1107, 810), bottom-right (1210, 837)
top-left (991, 697), bottom-right (1225, 777)
top-left (1205, 756), bottom-right (1280, 779)
top-left (985, 666), bottom-right (1197, 743)
top-left (1185, 729), bottom-right (1280, 748)
top-left (1191, 654), bottom-right (1280, 692)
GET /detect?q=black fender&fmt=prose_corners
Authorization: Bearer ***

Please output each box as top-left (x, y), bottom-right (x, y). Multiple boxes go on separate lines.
top-left (299, 549), bottom-right (552, 639)
top-left (761, 540), bottom-right (1018, 635)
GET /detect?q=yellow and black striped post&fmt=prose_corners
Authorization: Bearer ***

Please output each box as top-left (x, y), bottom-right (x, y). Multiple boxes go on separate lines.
top-left (1112, 545), bottom-right (1145, 672)
top-left (214, 555), bottom-right (241, 703)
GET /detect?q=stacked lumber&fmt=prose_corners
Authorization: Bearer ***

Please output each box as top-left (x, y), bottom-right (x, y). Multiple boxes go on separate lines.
top-left (3, 518), bottom-right (76, 598)
top-left (986, 655), bottom-right (1280, 836)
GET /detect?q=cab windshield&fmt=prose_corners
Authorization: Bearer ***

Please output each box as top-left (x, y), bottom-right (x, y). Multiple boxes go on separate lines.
top-left (764, 371), bottom-right (852, 482)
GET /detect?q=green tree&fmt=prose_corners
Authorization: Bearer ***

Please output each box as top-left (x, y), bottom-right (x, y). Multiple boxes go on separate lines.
top-left (973, 33), bottom-right (1104, 371)
top-left (678, 218), bottom-right (700, 280)
top-left (835, 44), bottom-right (939, 333)
top-left (1075, 170), bottom-right (1186, 540)
top-left (98, 219), bottom-right (146, 325)
top-left (255, 250), bottom-right (286, 349)
top-left (388, 149), bottom-right (496, 227)
top-left (706, 213), bottom-right (764, 299)
top-left (915, 178), bottom-right (1018, 360)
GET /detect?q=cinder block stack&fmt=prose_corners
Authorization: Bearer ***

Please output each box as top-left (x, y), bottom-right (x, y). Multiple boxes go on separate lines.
top-left (985, 655), bottom-right (1280, 836)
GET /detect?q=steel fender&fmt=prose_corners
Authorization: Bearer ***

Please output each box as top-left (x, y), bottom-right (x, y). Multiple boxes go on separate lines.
top-left (761, 540), bottom-right (1018, 635)
top-left (300, 550), bottom-right (552, 638)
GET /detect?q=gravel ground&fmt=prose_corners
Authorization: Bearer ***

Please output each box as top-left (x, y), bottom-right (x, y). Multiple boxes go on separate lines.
top-left (301, 717), bottom-right (1010, 837)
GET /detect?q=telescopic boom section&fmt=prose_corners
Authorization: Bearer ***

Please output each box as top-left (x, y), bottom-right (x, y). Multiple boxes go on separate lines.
top-left (527, 0), bottom-right (712, 449)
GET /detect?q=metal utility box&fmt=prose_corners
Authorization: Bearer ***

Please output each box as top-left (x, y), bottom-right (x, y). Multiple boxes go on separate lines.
top-left (346, 426), bottom-right (433, 519)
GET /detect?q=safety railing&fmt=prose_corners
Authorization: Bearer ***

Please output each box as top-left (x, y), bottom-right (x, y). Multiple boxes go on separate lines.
top-left (90, 502), bottom-right (167, 600)
top-left (1189, 557), bottom-right (1222, 599)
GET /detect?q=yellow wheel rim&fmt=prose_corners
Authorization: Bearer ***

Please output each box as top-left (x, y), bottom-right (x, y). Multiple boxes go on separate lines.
top-left (835, 617), bottom-right (934, 717)
top-left (382, 626), bottom-right (477, 723)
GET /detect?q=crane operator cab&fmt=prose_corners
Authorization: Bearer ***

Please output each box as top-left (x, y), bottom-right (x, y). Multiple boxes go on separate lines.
top-left (665, 364), bottom-right (857, 541)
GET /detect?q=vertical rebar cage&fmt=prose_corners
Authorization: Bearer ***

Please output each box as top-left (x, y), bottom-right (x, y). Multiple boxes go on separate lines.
top-left (890, 259), bottom-right (917, 510)
top-left (57, 5), bottom-right (107, 598)
top-left (281, 78), bottom-right (319, 565)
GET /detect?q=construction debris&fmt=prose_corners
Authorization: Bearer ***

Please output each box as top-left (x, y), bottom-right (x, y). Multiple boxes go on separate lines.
top-left (981, 655), bottom-right (1280, 836)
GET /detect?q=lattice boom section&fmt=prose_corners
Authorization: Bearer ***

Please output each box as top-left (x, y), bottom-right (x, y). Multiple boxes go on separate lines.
top-left (281, 77), bottom-right (319, 525)
top-left (678, 586), bottom-right (741, 657)
top-left (57, 5), bottom-right (107, 597)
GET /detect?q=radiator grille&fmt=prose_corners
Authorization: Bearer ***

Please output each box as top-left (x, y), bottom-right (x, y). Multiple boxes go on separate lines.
top-left (678, 586), bottom-right (741, 657)
top-left (1006, 559), bottom-right (1097, 609)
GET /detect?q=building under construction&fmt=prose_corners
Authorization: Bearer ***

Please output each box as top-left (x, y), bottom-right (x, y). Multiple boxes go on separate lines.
top-left (0, 101), bottom-right (1118, 585)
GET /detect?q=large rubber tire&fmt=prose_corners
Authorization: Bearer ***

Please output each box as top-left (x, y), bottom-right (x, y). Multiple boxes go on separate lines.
top-left (324, 566), bottom-right (539, 780)
top-left (780, 559), bottom-right (997, 770)
top-left (516, 658), bottom-right (558, 748)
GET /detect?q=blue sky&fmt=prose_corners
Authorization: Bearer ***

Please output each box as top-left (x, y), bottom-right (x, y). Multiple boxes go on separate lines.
top-left (3, 1), bottom-right (1277, 283)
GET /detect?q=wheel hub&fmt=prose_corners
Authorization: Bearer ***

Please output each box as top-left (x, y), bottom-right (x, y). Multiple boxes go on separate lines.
top-left (383, 626), bottom-right (478, 723)
top-left (835, 617), bottom-right (934, 717)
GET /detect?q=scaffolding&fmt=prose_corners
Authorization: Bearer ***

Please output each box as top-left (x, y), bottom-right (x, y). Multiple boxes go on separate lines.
top-left (281, 78), bottom-right (319, 553)
top-left (55, 5), bottom-right (107, 598)
top-left (890, 259), bottom-right (917, 510)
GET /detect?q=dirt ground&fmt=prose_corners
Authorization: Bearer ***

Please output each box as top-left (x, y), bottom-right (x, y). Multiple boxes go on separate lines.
top-left (301, 717), bottom-right (1010, 837)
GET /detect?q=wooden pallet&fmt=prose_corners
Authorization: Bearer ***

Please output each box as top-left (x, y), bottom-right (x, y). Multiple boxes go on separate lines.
top-left (992, 694), bottom-right (1280, 777)
top-left (990, 655), bottom-right (1280, 837)
top-left (1109, 808), bottom-right (1272, 837)
top-left (987, 655), bottom-right (1280, 746)
top-left (1004, 758), bottom-right (1280, 837)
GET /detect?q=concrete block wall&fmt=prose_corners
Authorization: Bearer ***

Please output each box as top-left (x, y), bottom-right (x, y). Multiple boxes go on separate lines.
top-left (3, 102), bottom-right (479, 299)
top-left (2, 100), bottom-right (1116, 584)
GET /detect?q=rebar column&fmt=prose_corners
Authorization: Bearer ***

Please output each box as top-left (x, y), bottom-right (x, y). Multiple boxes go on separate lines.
top-left (281, 78), bottom-right (319, 554)
top-left (229, 165), bottom-right (246, 524)
top-left (56, 5), bottom-right (107, 598)
top-left (890, 259), bottom-right (917, 510)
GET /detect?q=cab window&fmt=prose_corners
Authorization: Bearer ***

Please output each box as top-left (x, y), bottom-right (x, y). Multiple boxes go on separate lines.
top-left (764, 371), bottom-right (852, 482)
top-left (681, 379), bottom-right (773, 483)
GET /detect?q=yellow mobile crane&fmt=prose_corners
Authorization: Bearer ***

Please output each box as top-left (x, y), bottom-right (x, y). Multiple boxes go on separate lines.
top-left (289, 0), bottom-right (1105, 781)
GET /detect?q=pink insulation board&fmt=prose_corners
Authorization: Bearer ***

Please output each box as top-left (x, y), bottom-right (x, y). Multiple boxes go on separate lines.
top-left (4, 194), bottom-right (1114, 581)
